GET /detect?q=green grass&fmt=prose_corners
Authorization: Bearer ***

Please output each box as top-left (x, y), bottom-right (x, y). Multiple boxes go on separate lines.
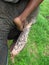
top-left (8, 0), bottom-right (49, 65)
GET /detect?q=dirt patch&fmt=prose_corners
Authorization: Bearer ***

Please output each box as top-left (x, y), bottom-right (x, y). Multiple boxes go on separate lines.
top-left (46, 16), bottom-right (49, 20)
top-left (43, 44), bottom-right (49, 56)
top-left (29, 42), bottom-right (39, 59)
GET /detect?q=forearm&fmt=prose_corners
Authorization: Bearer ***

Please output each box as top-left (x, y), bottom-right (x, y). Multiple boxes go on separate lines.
top-left (19, 0), bottom-right (43, 21)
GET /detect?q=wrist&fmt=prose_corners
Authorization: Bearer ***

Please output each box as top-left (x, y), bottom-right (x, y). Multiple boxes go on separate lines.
top-left (19, 15), bottom-right (26, 22)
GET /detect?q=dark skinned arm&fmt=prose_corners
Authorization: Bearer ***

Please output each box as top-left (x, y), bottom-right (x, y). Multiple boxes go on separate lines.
top-left (19, 0), bottom-right (43, 21)
top-left (14, 0), bottom-right (43, 22)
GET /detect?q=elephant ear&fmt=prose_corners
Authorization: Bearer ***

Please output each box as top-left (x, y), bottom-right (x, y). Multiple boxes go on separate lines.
top-left (3, 0), bottom-right (19, 3)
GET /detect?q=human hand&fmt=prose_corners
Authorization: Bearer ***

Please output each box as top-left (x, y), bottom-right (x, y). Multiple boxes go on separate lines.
top-left (14, 17), bottom-right (24, 31)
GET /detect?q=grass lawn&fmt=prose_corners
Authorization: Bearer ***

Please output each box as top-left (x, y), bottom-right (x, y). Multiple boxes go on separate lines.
top-left (8, 0), bottom-right (49, 65)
